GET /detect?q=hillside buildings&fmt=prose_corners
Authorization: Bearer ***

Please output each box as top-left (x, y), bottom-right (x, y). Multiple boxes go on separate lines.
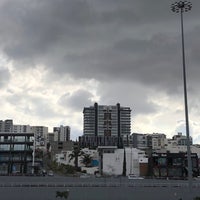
top-left (0, 104), bottom-right (199, 179)
top-left (0, 120), bottom-right (72, 175)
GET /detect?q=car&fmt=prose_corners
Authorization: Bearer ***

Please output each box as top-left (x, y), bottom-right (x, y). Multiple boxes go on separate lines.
top-left (48, 170), bottom-right (54, 176)
top-left (41, 169), bottom-right (47, 176)
top-left (128, 174), bottom-right (144, 180)
top-left (95, 173), bottom-right (101, 178)
top-left (80, 174), bottom-right (90, 178)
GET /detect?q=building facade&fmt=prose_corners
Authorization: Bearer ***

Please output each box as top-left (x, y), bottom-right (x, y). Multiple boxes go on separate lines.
top-left (31, 126), bottom-right (48, 147)
top-left (131, 133), bottom-right (152, 150)
top-left (0, 132), bottom-right (34, 175)
top-left (81, 103), bottom-right (131, 148)
top-left (172, 132), bottom-right (193, 146)
top-left (13, 125), bottom-right (31, 133)
top-left (149, 152), bottom-right (199, 178)
top-left (98, 147), bottom-right (148, 176)
top-left (0, 120), bottom-right (13, 132)
top-left (53, 125), bottom-right (70, 142)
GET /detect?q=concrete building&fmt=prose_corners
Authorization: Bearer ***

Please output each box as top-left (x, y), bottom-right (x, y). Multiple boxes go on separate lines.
top-left (0, 120), bottom-right (13, 132)
top-left (98, 146), bottom-right (148, 176)
top-left (80, 103), bottom-right (131, 148)
top-left (46, 132), bottom-right (55, 143)
top-left (53, 125), bottom-right (70, 142)
top-left (0, 132), bottom-right (34, 175)
top-left (55, 148), bottom-right (99, 174)
top-left (50, 141), bottom-right (73, 160)
top-left (13, 125), bottom-right (31, 133)
top-left (131, 133), bottom-right (152, 150)
top-left (151, 133), bottom-right (167, 150)
top-left (172, 132), bottom-right (193, 146)
top-left (31, 126), bottom-right (48, 147)
top-left (149, 152), bottom-right (199, 178)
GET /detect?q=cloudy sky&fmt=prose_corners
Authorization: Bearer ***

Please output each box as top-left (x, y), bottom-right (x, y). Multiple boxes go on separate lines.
top-left (0, 0), bottom-right (200, 142)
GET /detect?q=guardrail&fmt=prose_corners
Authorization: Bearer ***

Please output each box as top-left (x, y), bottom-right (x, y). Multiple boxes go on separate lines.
top-left (1, 182), bottom-right (200, 188)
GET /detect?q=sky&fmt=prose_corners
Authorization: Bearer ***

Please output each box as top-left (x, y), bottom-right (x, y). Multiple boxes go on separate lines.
top-left (0, 0), bottom-right (200, 142)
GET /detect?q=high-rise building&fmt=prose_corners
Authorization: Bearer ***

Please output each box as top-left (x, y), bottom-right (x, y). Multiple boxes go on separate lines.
top-left (80, 103), bottom-right (131, 148)
top-left (13, 125), bottom-right (31, 133)
top-left (0, 119), bottom-right (13, 132)
top-left (31, 126), bottom-right (48, 146)
top-left (53, 125), bottom-right (70, 142)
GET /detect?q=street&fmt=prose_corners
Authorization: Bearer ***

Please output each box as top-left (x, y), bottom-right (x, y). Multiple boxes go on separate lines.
top-left (0, 176), bottom-right (200, 199)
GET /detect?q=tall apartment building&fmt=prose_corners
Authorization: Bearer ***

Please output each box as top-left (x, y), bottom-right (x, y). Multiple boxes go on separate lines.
top-left (13, 125), bottom-right (31, 133)
top-left (31, 126), bottom-right (48, 147)
top-left (0, 119), bottom-right (13, 132)
top-left (53, 125), bottom-right (70, 142)
top-left (80, 103), bottom-right (131, 148)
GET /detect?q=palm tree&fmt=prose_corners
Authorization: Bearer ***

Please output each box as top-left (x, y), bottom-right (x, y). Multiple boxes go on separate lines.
top-left (68, 145), bottom-right (83, 170)
top-left (80, 154), bottom-right (93, 167)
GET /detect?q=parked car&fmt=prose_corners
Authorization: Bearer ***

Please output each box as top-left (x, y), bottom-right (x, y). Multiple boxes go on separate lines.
top-left (41, 169), bottom-right (47, 176)
top-left (48, 170), bottom-right (54, 176)
top-left (128, 174), bottom-right (144, 180)
top-left (95, 173), bottom-right (101, 178)
top-left (80, 173), bottom-right (90, 178)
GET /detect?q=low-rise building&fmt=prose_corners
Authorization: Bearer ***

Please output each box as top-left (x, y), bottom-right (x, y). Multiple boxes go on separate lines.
top-left (98, 146), bottom-right (148, 176)
top-left (149, 152), bottom-right (199, 178)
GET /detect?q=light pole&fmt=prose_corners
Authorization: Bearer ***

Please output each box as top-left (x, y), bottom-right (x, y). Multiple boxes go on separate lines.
top-left (171, 1), bottom-right (192, 188)
top-left (32, 134), bottom-right (36, 174)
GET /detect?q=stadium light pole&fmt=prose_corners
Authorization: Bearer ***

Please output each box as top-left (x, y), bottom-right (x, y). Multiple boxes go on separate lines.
top-left (171, 1), bottom-right (192, 188)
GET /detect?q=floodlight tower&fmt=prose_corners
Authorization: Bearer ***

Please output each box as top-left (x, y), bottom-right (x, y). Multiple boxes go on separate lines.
top-left (171, 1), bottom-right (192, 188)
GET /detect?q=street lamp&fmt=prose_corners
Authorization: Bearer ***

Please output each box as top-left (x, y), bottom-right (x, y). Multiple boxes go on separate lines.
top-left (171, 1), bottom-right (192, 187)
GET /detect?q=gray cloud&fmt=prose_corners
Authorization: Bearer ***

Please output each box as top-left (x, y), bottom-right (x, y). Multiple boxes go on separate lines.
top-left (0, 0), bottom-right (199, 140)
top-left (58, 89), bottom-right (94, 112)
top-left (0, 0), bottom-right (198, 94)
top-left (6, 92), bottom-right (60, 119)
top-left (0, 68), bottom-right (10, 88)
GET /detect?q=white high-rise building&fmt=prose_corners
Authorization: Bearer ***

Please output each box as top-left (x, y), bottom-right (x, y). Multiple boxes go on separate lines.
top-left (81, 103), bottom-right (131, 148)
top-left (31, 126), bottom-right (48, 146)
top-left (53, 125), bottom-right (70, 142)
top-left (83, 103), bottom-right (131, 137)
top-left (13, 125), bottom-right (31, 133)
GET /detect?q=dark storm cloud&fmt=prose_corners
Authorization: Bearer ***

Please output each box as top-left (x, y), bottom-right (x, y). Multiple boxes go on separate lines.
top-left (58, 89), bottom-right (94, 111)
top-left (98, 81), bottom-right (159, 115)
top-left (0, 0), bottom-right (199, 96)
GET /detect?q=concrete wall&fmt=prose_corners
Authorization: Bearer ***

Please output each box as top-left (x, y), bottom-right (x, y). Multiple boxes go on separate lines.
top-left (103, 148), bottom-right (147, 176)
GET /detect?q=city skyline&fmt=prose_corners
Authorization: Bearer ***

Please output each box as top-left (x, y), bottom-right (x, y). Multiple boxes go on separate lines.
top-left (0, 1), bottom-right (200, 142)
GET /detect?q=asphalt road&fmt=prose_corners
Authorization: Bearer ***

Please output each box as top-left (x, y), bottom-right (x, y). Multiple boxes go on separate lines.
top-left (0, 175), bottom-right (200, 200)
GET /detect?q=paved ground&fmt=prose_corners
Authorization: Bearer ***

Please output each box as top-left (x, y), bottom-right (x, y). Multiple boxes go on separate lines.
top-left (0, 176), bottom-right (200, 200)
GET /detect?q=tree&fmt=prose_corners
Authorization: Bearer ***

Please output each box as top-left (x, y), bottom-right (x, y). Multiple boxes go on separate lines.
top-left (68, 142), bottom-right (83, 170)
top-left (80, 154), bottom-right (93, 167)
